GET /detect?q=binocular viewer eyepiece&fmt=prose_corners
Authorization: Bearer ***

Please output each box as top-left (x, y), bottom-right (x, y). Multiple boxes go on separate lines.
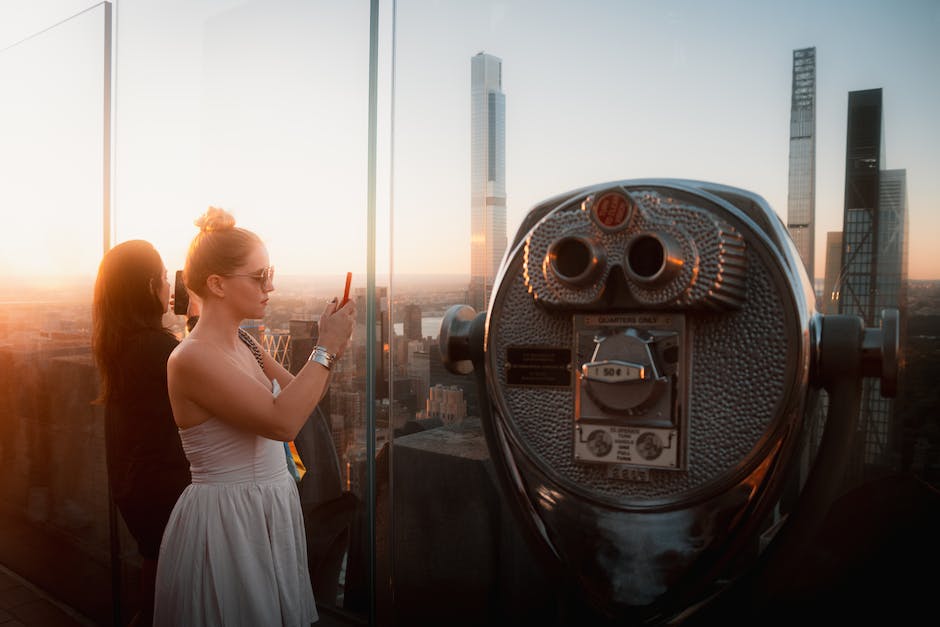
top-left (441, 179), bottom-right (899, 620)
top-left (529, 186), bottom-right (748, 311)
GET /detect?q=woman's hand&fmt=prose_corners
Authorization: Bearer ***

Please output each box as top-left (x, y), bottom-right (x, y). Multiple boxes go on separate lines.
top-left (316, 298), bottom-right (356, 358)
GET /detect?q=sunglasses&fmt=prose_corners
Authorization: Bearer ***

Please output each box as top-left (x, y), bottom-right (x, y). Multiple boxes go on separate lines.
top-left (223, 265), bottom-right (275, 289)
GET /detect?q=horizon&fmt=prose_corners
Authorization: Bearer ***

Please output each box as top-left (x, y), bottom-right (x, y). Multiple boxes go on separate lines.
top-left (4, 271), bottom-right (940, 301)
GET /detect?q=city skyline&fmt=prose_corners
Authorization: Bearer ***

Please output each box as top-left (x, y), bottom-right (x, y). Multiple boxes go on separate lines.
top-left (0, 1), bottom-right (938, 282)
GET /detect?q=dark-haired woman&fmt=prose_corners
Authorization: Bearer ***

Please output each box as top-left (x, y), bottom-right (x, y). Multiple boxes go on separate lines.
top-left (153, 207), bottom-right (354, 626)
top-left (92, 239), bottom-right (191, 626)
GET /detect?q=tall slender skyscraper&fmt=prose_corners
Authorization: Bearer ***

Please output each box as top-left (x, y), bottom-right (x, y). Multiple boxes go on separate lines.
top-left (470, 52), bottom-right (507, 312)
top-left (786, 47), bottom-right (817, 281)
top-left (838, 88), bottom-right (908, 484)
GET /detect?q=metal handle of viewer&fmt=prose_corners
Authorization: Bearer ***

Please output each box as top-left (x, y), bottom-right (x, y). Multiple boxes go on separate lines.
top-left (751, 307), bottom-right (900, 606)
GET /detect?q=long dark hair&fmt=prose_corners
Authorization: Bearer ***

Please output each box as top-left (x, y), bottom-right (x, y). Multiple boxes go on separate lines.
top-left (92, 240), bottom-right (169, 404)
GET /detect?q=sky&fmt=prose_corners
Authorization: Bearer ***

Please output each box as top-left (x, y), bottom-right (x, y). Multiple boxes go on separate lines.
top-left (0, 0), bottom-right (938, 285)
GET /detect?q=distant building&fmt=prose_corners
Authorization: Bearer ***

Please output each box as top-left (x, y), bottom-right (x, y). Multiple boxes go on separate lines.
top-left (334, 390), bottom-right (363, 424)
top-left (407, 345), bottom-right (430, 411)
top-left (331, 390), bottom-right (363, 475)
top-left (840, 89), bottom-right (886, 324)
top-left (262, 333), bottom-right (291, 370)
top-left (428, 343), bottom-right (478, 418)
top-left (838, 88), bottom-right (909, 484)
top-left (786, 47), bottom-right (817, 281)
top-left (354, 286), bottom-right (389, 399)
top-left (877, 169), bottom-right (909, 320)
top-left (470, 52), bottom-right (507, 312)
top-left (876, 168), bottom-right (910, 460)
top-left (403, 304), bottom-right (422, 341)
top-left (386, 378), bottom-right (420, 429)
top-left (822, 231), bottom-right (843, 314)
top-left (422, 385), bottom-right (467, 424)
top-left (289, 318), bottom-right (318, 338)
top-left (288, 318), bottom-right (319, 375)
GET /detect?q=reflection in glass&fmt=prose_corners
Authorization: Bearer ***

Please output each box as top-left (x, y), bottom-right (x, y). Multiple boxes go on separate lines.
top-left (0, 4), bottom-right (114, 625)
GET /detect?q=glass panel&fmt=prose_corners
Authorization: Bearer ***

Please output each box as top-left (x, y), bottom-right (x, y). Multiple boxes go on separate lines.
top-left (388, 1), bottom-right (940, 624)
top-left (114, 0), bottom-right (373, 623)
top-left (0, 4), bottom-right (111, 624)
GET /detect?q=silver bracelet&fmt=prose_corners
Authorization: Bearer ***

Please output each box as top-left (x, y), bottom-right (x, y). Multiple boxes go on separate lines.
top-left (311, 345), bottom-right (336, 361)
top-left (308, 345), bottom-right (336, 370)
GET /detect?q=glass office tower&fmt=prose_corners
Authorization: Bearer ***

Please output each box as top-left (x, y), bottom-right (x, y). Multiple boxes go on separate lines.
top-left (839, 88), bottom-right (908, 482)
top-left (786, 47), bottom-right (816, 282)
top-left (469, 52), bottom-right (507, 312)
top-left (840, 88), bottom-right (884, 325)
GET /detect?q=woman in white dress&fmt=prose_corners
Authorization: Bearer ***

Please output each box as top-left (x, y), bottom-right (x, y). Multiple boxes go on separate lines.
top-left (153, 207), bottom-right (355, 626)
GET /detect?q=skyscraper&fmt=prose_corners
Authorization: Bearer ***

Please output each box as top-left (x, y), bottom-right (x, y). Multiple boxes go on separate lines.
top-left (786, 47), bottom-right (817, 281)
top-left (876, 169), bottom-right (909, 317)
top-left (838, 88), bottom-right (908, 484)
top-left (354, 286), bottom-right (389, 399)
top-left (839, 88), bottom-right (885, 325)
top-left (470, 52), bottom-right (507, 312)
top-left (403, 303), bottom-right (423, 341)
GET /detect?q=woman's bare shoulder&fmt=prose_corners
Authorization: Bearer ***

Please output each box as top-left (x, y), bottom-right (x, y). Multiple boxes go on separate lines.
top-left (168, 337), bottom-right (224, 374)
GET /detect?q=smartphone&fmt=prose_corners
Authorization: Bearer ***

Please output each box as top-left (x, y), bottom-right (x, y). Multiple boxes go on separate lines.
top-left (341, 272), bottom-right (352, 306)
top-left (173, 270), bottom-right (190, 315)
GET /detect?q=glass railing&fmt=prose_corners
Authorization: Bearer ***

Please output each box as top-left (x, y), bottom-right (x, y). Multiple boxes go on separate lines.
top-left (0, 3), bottom-right (115, 623)
top-left (1, 1), bottom-right (377, 624)
top-left (113, 1), bottom-right (376, 623)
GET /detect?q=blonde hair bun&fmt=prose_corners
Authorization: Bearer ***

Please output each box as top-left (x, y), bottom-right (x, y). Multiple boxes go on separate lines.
top-left (195, 206), bottom-right (236, 232)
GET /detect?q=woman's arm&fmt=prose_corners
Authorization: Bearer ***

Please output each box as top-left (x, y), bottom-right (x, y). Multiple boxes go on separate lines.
top-left (168, 341), bottom-right (331, 441)
top-left (168, 300), bottom-right (354, 441)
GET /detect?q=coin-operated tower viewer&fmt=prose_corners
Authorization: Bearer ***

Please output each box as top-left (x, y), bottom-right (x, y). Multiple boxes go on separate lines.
top-left (440, 179), bottom-right (900, 623)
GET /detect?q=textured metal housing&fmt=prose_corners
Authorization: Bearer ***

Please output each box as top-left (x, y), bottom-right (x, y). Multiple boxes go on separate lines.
top-left (480, 179), bottom-right (817, 613)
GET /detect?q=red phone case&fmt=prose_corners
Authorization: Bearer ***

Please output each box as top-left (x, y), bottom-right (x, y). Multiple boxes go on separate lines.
top-left (341, 272), bottom-right (352, 306)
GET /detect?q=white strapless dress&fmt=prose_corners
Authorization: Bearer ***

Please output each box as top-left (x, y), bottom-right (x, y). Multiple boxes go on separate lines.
top-left (153, 383), bottom-right (317, 626)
